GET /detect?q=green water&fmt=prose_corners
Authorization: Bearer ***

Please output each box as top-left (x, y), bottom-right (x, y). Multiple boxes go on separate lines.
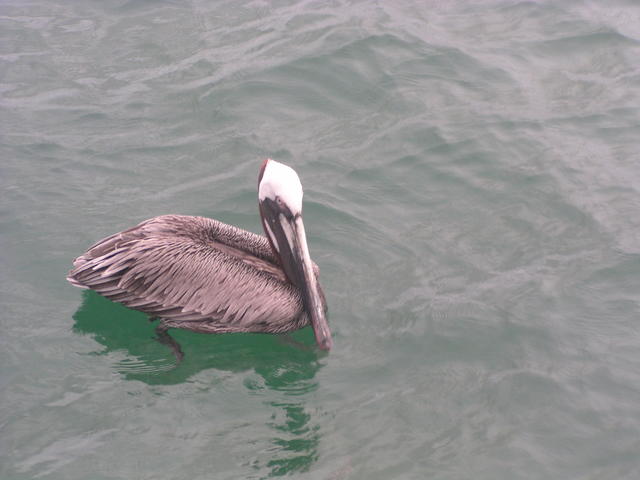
top-left (2, 1), bottom-right (640, 479)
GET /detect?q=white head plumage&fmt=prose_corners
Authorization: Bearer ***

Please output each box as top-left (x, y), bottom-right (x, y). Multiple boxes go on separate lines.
top-left (258, 159), bottom-right (303, 216)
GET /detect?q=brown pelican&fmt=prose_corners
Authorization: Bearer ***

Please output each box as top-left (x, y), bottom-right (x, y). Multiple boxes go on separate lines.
top-left (67, 159), bottom-right (332, 355)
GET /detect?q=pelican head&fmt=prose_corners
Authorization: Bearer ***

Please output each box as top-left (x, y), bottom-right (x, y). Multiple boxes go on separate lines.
top-left (258, 159), bottom-right (332, 350)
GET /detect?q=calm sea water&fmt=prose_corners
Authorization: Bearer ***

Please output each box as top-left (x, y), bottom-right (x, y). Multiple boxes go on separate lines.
top-left (2, 1), bottom-right (640, 479)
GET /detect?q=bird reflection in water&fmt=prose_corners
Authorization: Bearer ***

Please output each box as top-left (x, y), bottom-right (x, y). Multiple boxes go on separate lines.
top-left (247, 361), bottom-right (321, 476)
top-left (72, 290), bottom-right (324, 477)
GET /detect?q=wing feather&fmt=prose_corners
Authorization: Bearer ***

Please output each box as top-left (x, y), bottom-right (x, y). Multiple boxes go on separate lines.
top-left (67, 215), bottom-right (317, 333)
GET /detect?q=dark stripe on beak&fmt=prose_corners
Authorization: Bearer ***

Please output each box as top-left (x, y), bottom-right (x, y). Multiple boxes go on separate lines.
top-left (260, 198), bottom-right (332, 350)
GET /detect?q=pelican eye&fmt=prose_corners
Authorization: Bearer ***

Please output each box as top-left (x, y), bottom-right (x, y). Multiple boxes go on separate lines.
top-left (274, 196), bottom-right (295, 219)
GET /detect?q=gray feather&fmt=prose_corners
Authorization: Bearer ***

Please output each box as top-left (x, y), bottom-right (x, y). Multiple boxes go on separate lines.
top-left (67, 215), bottom-right (326, 334)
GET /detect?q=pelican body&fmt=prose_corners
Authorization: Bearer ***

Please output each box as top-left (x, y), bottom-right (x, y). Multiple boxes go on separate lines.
top-left (67, 159), bottom-right (332, 351)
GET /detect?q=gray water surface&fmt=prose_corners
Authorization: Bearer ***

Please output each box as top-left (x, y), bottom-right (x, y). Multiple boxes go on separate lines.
top-left (2, 1), bottom-right (640, 479)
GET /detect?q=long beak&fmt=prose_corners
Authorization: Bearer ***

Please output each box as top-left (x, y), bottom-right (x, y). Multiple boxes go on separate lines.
top-left (282, 215), bottom-right (332, 350)
top-left (261, 203), bottom-right (333, 350)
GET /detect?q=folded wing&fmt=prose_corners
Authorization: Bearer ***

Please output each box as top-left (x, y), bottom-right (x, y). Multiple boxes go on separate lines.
top-left (67, 215), bottom-right (308, 333)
